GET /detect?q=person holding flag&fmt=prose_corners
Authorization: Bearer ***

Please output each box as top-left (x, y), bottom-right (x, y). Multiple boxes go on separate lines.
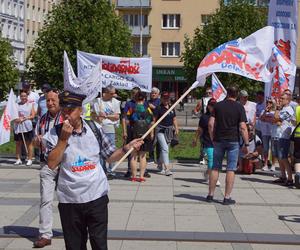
top-left (13, 90), bottom-right (36, 166)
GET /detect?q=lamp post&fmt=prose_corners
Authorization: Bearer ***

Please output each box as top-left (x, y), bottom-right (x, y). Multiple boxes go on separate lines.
top-left (139, 0), bottom-right (143, 56)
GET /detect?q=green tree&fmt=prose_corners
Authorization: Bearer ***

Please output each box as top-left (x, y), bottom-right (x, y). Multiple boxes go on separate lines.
top-left (0, 34), bottom-right (19, 99)
top-left (28, 0), bottom-right (133, 89)
top-left (181, 0), bottom-right (268, 98)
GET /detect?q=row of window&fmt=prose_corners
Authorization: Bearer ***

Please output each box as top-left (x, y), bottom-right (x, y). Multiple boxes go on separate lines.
top-left (0, 20), bottom-right (24, 41)
top-left (133, 42), bottom-right (180, 57)
top-left (0, 0), bottom-right (24, 19)
top-left (123, 13), bottom-right (212, 28)
top-left (13, 48), bottom-right (25, 66)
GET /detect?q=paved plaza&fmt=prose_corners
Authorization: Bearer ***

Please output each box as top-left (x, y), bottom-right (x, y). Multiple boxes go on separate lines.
top-left (0, 158), bottom-right (300, 250)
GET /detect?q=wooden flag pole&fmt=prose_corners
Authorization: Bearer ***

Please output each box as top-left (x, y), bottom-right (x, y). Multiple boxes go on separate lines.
top-left (111, 85), bottom-right (195, 172)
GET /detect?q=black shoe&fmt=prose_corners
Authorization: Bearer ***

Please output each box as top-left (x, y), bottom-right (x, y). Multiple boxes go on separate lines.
top-left (267, 160), bottom-right (272, 167)
top-left (206, 195), bottom-right (213, 203)
top-left (223, 198), bottom-right (236, 205)
top-left (285, 180), bottom-right (294, 187)
top-left (144, 171), bottom-right (151, 178)
top-left (295, 174), bottom-right (300, 189)
top-left (107, 173), bottom-right (115, 180)
top-left (124, 171), bottom-right (131, 178)
top-left (273, 177), bottom-right (287, 184)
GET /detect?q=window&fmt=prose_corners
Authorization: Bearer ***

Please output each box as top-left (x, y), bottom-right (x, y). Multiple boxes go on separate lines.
top-left (20, 27), bottom-right (24, 41)
top-left (133, 42), bottom-right (148, 56)
top-left (161, 42), bottom-right (180, 57)
top-left (14, 25), bottom-right (17, 40)
top-left (123, 14), bottom-right (148, 27)
top-left (1, 0), bottom-right (4, 13)
top-left (201, 15), bottom-right (212, 25)
top-left (162, 14), bottom-right (180, 28)
top-left (20, 5), bottom-right (24, 19)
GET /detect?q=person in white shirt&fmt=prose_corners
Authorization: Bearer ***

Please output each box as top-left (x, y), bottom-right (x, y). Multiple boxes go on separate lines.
top-left (22, 82), bottom-right (40, 112)
top-left (92, 85), bottom-right (121, 176)
top-left (240, 90), bottom-right (256, 126)
top-left (44, 91), bottom-right (143, 250)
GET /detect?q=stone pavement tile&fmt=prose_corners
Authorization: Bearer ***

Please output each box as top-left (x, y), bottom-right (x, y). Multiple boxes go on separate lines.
top-left (174, 203), bottom-right (215, 216)
top-left (108, 202), bottom-right (132, 230)
top-left (230, 188), bottom-right (266, 204)
top-left (0, 205), bottom-right (31, 226)
top-left (251, 244), bottom-right (299, 250)
top-left (4, 169), bottom-right (39, 180)
top-left (2, 192), bottom-right (40, 199)
top-left (29, 212), bottom-right (62, 230)
top-left (109, 189), bottom-right (137, 201)
top-left (126, 203), bottom-right (174, 231)
top-left (5, 238), bottom-right (65, 250)
top-left (271, 207), bottom-right (300, 234)
top-left (135, 186), bottom-right (173, 201)
top-left (240, 175), bottom-right (289, 189)
top-left (177, 242), bottom-right (233, 250)
top-left (121, 240), bottom-right (176, 250)
top-left (232, 206), bottom-right (292, 234)
top-left (173, 172), bottom-right (205, 187)
top-left (256, 189), bottom-right (300, 204)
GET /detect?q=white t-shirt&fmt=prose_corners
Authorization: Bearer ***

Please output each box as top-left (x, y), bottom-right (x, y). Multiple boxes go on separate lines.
top-left (14, 102), bottom-right (34, 134)
top-left (18, 91), bottom-right (40, 111)
top-left (92, 97), bottom-right (121, 134)
top-left (43, 121), bottom-right (111, 203)
top-left (259, 110), bottom-right (274, 137)
top-left (243, 101), bottom-right (256, 125)
top-left (271, 105), bottom-right (295, 139)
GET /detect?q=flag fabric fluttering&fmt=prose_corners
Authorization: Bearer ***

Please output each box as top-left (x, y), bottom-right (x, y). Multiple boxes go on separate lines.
top-left (0, 89), bottom-right (18, 145)
top-left (212, 74), bottom-right (227, 102)
top-left (63, 51), bottom-right (102, 104)
top-left (193, 26), bottom-right (275, 89)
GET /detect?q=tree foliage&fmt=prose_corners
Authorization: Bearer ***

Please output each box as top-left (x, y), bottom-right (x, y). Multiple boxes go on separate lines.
top-left (181, 0), bottom-right (268, 98)
top-left (27, 0), bottom-right (133, 89)
top-left (0, 34), bottom-right (19, 99)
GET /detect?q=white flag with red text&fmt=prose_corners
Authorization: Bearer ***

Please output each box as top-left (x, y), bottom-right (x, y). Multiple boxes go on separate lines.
top-left (212, 74), bottom-right (227, 102)
top-left (193, 26), bottom-right (275, 89)
top-left (0, 89), bottom-right (18, 145)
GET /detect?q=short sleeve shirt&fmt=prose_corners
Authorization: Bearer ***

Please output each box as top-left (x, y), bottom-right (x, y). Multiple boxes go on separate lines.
top-left (43, 120), bottom-right (115, 203)
top-left (154, 104), bottom-right (176, 127)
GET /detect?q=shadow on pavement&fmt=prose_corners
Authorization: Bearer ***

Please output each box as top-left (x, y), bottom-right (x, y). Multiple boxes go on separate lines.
top-left (174, 177), bottom-right (206, 184)
top-left (278, 215), bottom-right (300, 223)
top-left (174, 194), bottom-right (224, 204)
top-left (240, 177), bottom-right (277, 185)
top-left (2, 226), bottom-right (63, 240)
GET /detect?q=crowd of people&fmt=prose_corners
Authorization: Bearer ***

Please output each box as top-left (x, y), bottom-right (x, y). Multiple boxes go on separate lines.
top-left (6, 81), bottom-right (300, 249)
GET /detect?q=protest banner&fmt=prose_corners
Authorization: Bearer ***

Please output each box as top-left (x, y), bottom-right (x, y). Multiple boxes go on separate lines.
top-left (0, 89), bottom-right (18, 145)
top-left (77, 50), bottom-right (152, 92)
top-left (266, 0), bottom-right (298, 97)
top-left (64, 51), bottom-right (102, 104)
top-left (212, 74), bottom-right (227, 102)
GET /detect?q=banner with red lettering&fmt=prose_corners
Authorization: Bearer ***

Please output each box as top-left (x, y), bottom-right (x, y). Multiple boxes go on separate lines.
top-left (265, 0), bottom-right (298, 98)
top-left (0, 89), bottom-right (18, 145)
top-left (77, 50), bottom-right (152, 92)
top-left (194, 26), bottom-right (274, 88)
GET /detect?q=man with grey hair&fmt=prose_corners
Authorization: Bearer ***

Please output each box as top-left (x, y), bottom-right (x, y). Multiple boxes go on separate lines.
top-left (148, 87), bottom-right (161, 163)
top-left (92, 85), bottom-right (121, 178)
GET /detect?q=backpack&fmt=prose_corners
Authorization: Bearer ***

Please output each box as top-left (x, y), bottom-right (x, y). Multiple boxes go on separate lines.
top-left (54, 119), bottom-right (106, 173)
top-left (131, 104), bottom-right (152, 139)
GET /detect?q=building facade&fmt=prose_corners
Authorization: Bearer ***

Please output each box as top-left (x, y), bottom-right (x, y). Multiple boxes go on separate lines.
top-left (113, 0), bottom-right (220, 98)
top-left (25, 0), bottom-right (59, 62)
top-left (0, 0), bottom-right (25, 71)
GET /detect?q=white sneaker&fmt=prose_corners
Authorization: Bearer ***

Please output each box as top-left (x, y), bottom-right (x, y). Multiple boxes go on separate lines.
top-left (216, 180), bottom-right (221, 187)
top-left (14, 159), bottom-right (22, 165)
top-left (165, 170), bottom-right (173, 176)
top-left (159, 169), bottom-right (166, 175)
top-left (26, 160), bottom-right (32, 166)
top-left (262, 166), bottom-right (269, 171)
top-left (270, 166), bottom-right (276, 172)
top-left (199, 159), bottom-right (206, 165)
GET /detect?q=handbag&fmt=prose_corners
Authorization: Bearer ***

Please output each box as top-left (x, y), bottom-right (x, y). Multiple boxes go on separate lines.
top-left (170, 133), bottom-right (179, 147)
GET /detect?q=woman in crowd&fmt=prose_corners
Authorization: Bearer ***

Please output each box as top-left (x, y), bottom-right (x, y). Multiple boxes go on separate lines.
top-left (192, 98), bottom-right (220, 185)
top-left (154, 91), bottom-right (179, 176)
top-left (13, 90), bottom-right (35, 166)
top-left (260, 97), bottom-right (276, 171)
top-left (127, 92), bottom-right (154, 182)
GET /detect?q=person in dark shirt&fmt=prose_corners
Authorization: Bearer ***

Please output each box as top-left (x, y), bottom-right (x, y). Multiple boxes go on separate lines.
top-left (154, 92), bottom-right (179, 176)
top-left (207, 85), bottom-right (249, 205)
top-left (192, 98), bottom-right (220, 186)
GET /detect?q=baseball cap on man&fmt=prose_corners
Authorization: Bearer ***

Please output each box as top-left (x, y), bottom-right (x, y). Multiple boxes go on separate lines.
top-left (59, 91), bottom-right (86, 108)
top-left (240, 90), bottom-right (249, 97)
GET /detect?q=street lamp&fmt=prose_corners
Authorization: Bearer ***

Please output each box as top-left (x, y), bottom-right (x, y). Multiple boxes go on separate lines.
top-left (139, 0), bottom-right (143, 57)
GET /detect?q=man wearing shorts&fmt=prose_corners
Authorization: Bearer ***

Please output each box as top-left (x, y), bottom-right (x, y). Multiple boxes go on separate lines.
top-left (207, 85), bottom-right (249, 205)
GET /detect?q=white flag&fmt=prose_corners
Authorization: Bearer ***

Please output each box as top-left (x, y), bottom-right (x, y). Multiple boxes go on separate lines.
top-left (194, 26), bottom-right (275, 89)
top-left (63, 51), bottom-right (102, 104)
top-left (0, 89), bottom-right (18, 145)
top-left (212, 74), bottom-right (227, 102)
top-left (77, 50), bottom-right (152, 92)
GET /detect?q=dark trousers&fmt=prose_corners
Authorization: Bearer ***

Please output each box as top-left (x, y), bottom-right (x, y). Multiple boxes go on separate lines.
top-left (58, 195), bottom-right (109, 250)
